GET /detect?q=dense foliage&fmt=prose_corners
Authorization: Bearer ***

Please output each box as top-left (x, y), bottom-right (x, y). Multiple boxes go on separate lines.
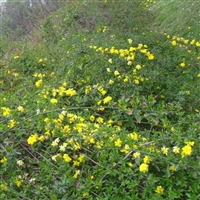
top-left (0, 0), bottom-right (200, 199)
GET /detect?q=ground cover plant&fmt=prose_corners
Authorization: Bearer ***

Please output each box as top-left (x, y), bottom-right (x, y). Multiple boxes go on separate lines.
top-left (0, 0), bottom-right (200, 199)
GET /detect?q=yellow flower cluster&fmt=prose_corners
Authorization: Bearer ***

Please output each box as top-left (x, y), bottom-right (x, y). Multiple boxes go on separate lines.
top-left (167, 34), bottom-right (200, 61)
top-left (65, 88), bottom-right (77, 96)
top-left (90, 41), bottom-right (155, 66)
top-left (52, 84), bottom-right (77, 97)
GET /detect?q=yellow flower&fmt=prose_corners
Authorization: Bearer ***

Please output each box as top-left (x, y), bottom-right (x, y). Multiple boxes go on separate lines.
top-left (7, 119), bottom-right (17, 128)
top-left (51, 141), bottom-right (58, 147)
top-left (0, 183), bottom-right (8, 191)
top-left (78, 154), bottom-right (85, 163)
top-left (95, 140), bottom-right (104, 149)
top-left (44, 117), bottom-right (50, 123)
top-left (98, 86), bottom-right (107, 95)
top-left (90, 115), bottom-right (95, 122)
top-left (132, 69), bottom-right (137, 74)
top-left (73, 170), bottom-right (80, 179)
top-left (38, 135), bottom-right (45, 142)
top-left (37, 73), bottom-right (44, 78)
top-left (17, 160), bottom-right (24, 166)
top-left (38, 59), bottom-right (43, 63)
top-left (114, 138), bottom-right (122, 147)
top-left (180, 62), bottom-right (185, 67)
top-left (17, 106), bottom-right (24, 112)
top-left (107, 68), bottom-right (111, 72)
top-left (27, 134), bottom-right (38, 145)
top-left (0, 156), bottom-right (7, 163)
top-left (140, 49), bottom-right (147, 54)
top-left (169, 165), bottom-right (175, 172)
top-left (15, 180), bottom-right (23, 187)
top-left (128, 162), bottom-right (133, 167)
top-left (182, 145), bottom-right (192, 157)
top-left (63, 154), bottom-right (72, 162)
top-left (73, 160), bottom-right (80, 166)
top-left (83, 192), bottom-right (89, 197)
top-left (173, 146), bottom-right (180, 154)
top-left (195, 42), bottom-right (200, 47)
top-left (103, 96), bottom-right (112, 104)
top-left (147, 53), bottom-right (154, 60)
top-left (1, 107), bottom-right (11, 116)
top-left (35, 79), bottom-right (42, 87)
top-left (185, 141), bottom-right (194, 146)
top-left (190, 39), bottom-right (195, 45)
top-left (133, 152), bottom-right (141, 158)
top-left (89, 137), bottom-right (95, 144)
top-left (109, 79), bottom-right (114, 85)
top-left (128, 38), bottom-right (133, 44)
top-left (50, 98), bottom-right (58, 104)
top-left (161, 146), bottom-right (169, 155)
top-left (120, 144), bottom-right (130, 154)
top-left (97, 100), bottom-right (102, 105)
top-left (124, 76), bottom-right (129, 82)
top-left (98, 107), bottom-right (104, 111)
top-left (85, 85), bottom-right (92, 94)
top-left (128, 132), bottom-right (139, 140)
top-left (97, 117), bottom-right (104, 123)
top-left (143, 156), bottom-right (151, 164)
top-left (108, 58), bottom-right (113, 64)
top-left (14, 55), bottom-right (19, 59)
top-left (127, 61), bottom-right (132, 66)
top-left (134, 79), bottom-right (139, 85)
top-left (52, 154), bottom-right (61, 162)
top-left (136, 65), bottom-right (141, 70)
top-left (102, 26), bottom-right (107, 32)
top-left (137, 43), bottom-right (143, 49)
top-left (65, 88), bottom-right (76, 96)
top-left (139, 163), bottom-right (149, 173)
top-left (155, 186), bottom-right (164, 194)
top-left (171, 40), bottom-right (176, 46)
top-left (129, 47), bottom-right (136, 51)
top-left (114, 70), bottom-right (120, 76)
top-left (29, 178), bottom-right (36, 183)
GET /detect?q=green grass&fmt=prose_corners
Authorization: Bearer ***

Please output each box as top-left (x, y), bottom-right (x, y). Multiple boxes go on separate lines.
top-left (151, 0), bottom-right (200, 38)
top-left (0, 0), bottom-right (200, 199)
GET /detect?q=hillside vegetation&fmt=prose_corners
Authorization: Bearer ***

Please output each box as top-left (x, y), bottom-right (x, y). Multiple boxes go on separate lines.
top-left (0, 0), bottom-right (200, 199)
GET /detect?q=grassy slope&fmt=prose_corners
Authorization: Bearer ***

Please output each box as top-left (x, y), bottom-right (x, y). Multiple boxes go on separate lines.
top-left (0, 0), bottom-right (200, 199)
top-left (151, 0), bottom-right (200, 39)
